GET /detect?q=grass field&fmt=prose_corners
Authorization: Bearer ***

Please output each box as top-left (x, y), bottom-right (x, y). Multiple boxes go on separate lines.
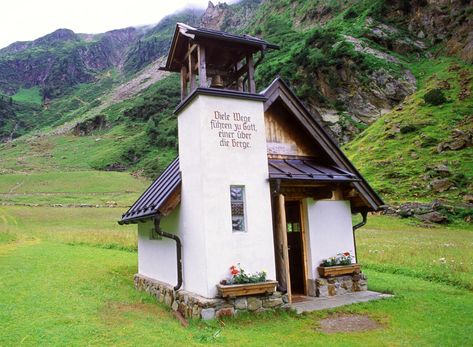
top-left (0, 168), bottom-right (472, 346)
top-left (12, 87), bottom-right (42, 105)
top-left (1, 203), bottom-right (472, 346)
top-left (0, 171), bottom-right (149, 207)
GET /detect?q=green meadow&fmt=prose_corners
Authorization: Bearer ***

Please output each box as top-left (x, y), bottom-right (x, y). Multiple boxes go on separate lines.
top-left (0, 171), bottom-right (149, 207)
top-left (1, 171), bottom-right (472, 346)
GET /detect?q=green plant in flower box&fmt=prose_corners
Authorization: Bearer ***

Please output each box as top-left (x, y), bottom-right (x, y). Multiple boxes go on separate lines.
top-left (220, 264), bottom-right (267, 285)
top-left (320, 252), bottom-right (354, 267)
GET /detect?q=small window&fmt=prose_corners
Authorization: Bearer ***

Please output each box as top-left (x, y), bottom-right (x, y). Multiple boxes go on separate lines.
top-left (230, 186), bottom-right (246, 232)
top-left (286, 222), bottom-right (300, 233)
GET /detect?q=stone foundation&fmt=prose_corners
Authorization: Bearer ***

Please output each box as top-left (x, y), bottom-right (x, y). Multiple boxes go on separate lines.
top-left (134, 274), bottom-right (289, 320)
top-left (314, 273), bottom-right (368, 297)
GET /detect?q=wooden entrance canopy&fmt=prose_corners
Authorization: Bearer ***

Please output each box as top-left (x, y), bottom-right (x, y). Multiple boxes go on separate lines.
top-left (160, 23), bottom-right (278, 99)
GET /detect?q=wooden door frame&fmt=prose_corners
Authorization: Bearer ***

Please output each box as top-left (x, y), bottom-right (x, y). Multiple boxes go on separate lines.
top-left (276, 193), bottom-right (291, 303)
top-left (299, 199), bottom-right (309, 297)
top-left (285, 198), bottom-right (308, 296)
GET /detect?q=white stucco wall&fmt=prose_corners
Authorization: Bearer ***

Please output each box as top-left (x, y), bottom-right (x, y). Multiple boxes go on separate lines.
top-left (137, 208), bottom-right (180, 286)
top-left (177, 94), bottom-right (276, 298)
top-left (304, 199), bottom-right (356, 280)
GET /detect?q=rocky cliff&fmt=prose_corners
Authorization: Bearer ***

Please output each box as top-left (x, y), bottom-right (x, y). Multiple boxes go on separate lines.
top-left (0, 28), bottom-right (141, 99)
top-left (238, 0), bottom-right (473, 143)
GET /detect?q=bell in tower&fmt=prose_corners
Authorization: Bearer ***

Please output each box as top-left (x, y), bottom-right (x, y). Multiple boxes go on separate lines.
top-left (160, 23), bottom-right (278, 99)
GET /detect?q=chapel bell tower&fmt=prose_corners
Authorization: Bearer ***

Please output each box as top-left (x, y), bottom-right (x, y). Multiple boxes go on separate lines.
top-left (160, 23), bottom-right (278, 99)
top-left (159, 23), bottom-right (279, 298)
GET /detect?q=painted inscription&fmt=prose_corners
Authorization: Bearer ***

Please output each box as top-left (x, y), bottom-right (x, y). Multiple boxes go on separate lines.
top-left (210, 111), bottom-right (257, 149)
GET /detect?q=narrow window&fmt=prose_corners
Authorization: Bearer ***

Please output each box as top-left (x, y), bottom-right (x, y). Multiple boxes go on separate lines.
top-left (230, 186), bottom-right (246, 232)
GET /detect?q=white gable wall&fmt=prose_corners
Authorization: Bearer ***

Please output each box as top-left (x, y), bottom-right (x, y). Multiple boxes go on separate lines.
top-left (137, 209), bottom-right (180, 286)
top-left (304, 199), bottom-right (356, 280)
top-left (178, 94), bottom-right (276, 298)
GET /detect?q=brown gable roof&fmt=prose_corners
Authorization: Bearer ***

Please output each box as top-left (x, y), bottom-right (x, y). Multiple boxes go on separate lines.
top-left (263, 77), bottom-right (384, 211)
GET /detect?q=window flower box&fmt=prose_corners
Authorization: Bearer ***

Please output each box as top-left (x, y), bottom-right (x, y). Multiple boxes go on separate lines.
top-left (218, 264), bottom-right (277, 298)
top-left (317, 264), bottom-right (361, 278)
top-left (217, 280), bottom-right (278, 298)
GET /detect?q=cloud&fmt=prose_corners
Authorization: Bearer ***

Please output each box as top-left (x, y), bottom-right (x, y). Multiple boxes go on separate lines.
top-left (0, 0), bottom-right (212, 49)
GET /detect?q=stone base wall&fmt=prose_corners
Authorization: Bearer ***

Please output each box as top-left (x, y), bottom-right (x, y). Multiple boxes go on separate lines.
top-left (313, 273), bottom-right (368, 297)
top-left (134, 274), bottom-right (289, 320)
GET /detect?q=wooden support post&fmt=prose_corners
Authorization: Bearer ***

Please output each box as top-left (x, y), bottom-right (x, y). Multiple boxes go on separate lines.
top-left (180, 65), bottom-right (188, 100)
top-left (188, 49), bottom-right (196, 92)
top-left (299, 200), bottom-right (309, 296)
top-left (277, 193), bottom-right (291, 303)
top-left (332, 186), bottom-right (344, 200)
top-left (197, 45), bottom-right (207, 88)
top-left (247, 54), bottom-right (256, 93)
top-left (235, 61), bottom-right (243, 91)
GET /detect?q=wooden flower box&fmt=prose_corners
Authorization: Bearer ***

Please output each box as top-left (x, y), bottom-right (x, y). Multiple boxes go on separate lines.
top-left (217, 280), bottom-right (278, 298)
top-left (317, 264), bottom-right (361, 278)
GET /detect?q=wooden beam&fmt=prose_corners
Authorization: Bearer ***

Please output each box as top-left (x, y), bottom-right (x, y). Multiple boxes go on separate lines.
top-left (332, 186), bottom-right (344, 200)
top-left (277, 193), bottom-right (291, 303)
top-left (299, 200), bottom-right (309, 296)
top-left (188, 50), bottom-right (195, 92)
top-left (233, 61), bottom-right (249, 80)
top-left (207, 68), bottom-right (231, 76)
top-left (180, 65), bottom-right (188, 100)
top-left (159, 185), bottom-right (181, 216)
top-left (235, 62), bottom-right (243, 91)
top-left (247, 54), bottom-right (256, 93)
top-left (183, 43), bottom-right (197, 64)
top-left (197, 45), bottom-right (207, 88)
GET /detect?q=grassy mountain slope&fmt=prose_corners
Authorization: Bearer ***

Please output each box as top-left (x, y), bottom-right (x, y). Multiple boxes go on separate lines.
top-left (246, 0), bottom-right (420, 142)
top-left (0, 74), bottom-right (179, 176)
top-left (345, 57), bottom-right (472, 206)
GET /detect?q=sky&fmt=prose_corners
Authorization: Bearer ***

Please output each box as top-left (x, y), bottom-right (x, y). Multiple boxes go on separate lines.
top-left (0, 0), bottom-right (231, 49)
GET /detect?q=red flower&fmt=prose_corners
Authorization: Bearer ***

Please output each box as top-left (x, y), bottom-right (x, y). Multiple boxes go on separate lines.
top-left (343, 252), bottom-right (350, 256)
top-left (230, 265), bottom-right (240, 276)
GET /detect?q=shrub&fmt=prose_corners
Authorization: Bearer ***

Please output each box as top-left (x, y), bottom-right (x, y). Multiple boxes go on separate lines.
top-left (344, 8), bottom-right (357, 20)
top-left (424, 89), bottom-right (447, 105)
top-left (400, 124), bottom-right (418, 134)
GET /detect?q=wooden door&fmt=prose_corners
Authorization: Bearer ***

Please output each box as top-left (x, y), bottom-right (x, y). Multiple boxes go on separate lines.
top-left (285, 201), bottom-right (305, 295)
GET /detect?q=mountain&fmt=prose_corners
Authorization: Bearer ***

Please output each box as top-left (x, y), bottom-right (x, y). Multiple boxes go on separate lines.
top-left (0, 9), bottom-right (204, 101)
top-left (0, 0), bottom-right (471, 220)
top-left (0, 28), bottom-right (138, 99)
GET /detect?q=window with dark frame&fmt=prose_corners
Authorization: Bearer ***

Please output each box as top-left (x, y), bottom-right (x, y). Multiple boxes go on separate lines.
top-left (230, 186), bottom-right (246, 232)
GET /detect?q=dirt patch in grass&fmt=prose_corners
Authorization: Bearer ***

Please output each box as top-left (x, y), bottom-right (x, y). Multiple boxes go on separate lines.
top-left (100, 301), bottom-right (167, 325)
top-left (319, 313), bottom-right (382, 334)
top-left (104, 302), bottom-right (164, 315)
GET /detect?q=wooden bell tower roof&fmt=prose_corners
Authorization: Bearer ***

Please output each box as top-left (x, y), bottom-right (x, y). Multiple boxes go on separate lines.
top-left (162, 23), bottom-right (278, 73)
top-left (160, 23), bottom-right (278, 99)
